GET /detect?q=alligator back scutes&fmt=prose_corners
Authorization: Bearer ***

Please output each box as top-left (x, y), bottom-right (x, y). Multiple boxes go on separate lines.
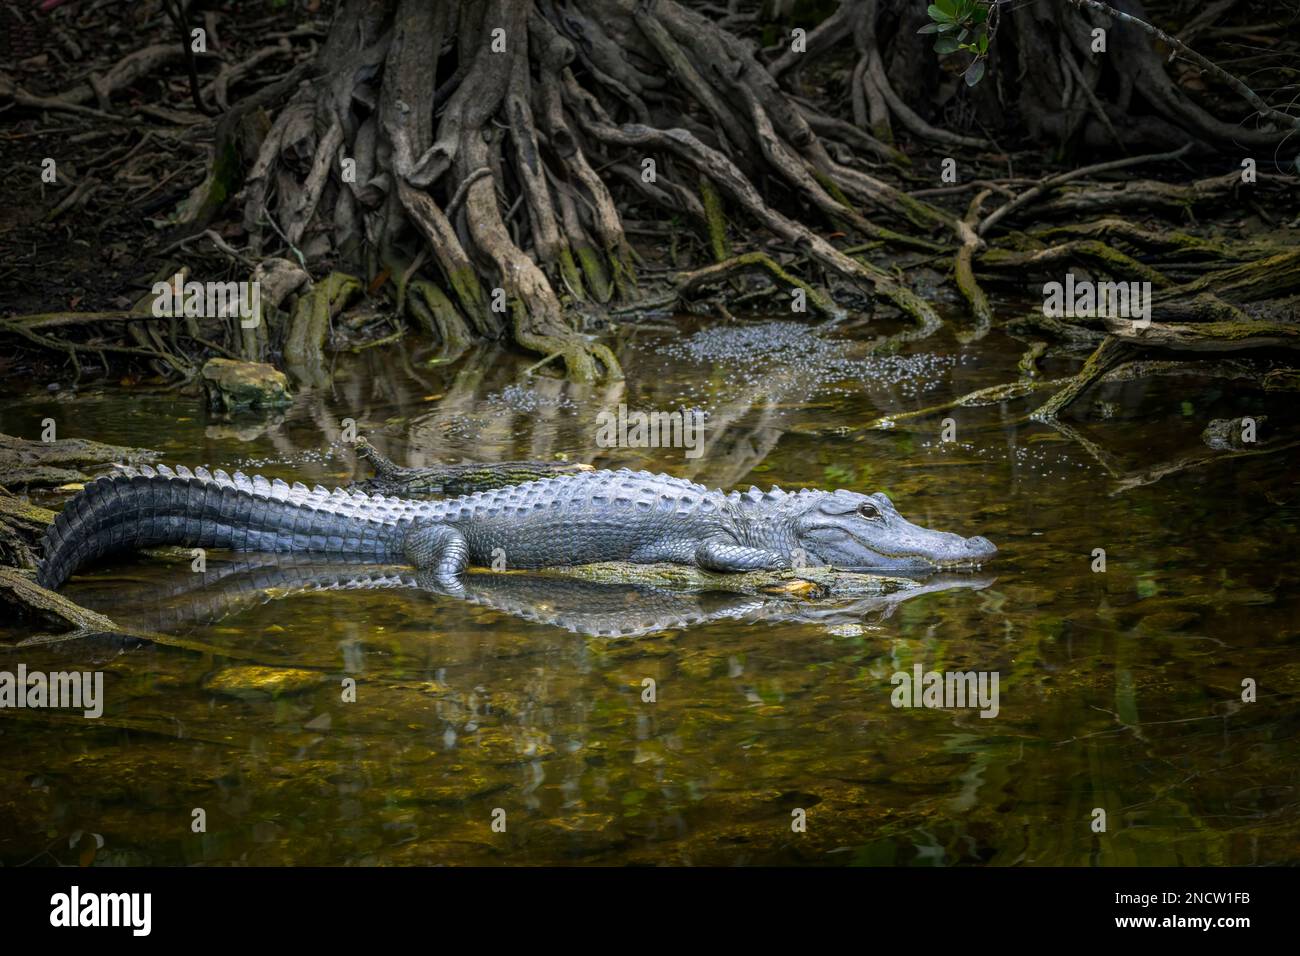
top-left (427, 468), bottom-right (729, 519)
top-left (35, 465), bottom-right (420, 589)
top-left (117, 464), bottom-right (426, 518)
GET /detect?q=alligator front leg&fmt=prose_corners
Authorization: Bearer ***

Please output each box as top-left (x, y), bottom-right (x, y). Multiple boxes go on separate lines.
top-left (403, 523), bottom-right (470, 586)
top-left (694, 536), bottom-right (790, 573)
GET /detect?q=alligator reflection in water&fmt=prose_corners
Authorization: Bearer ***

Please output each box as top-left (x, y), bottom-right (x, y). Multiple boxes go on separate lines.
top-left (67, 556), bottom-right (995, 640)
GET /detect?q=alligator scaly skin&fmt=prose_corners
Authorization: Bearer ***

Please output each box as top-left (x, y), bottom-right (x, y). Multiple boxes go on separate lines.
top-left (36, 464), bottom-right (996, 589)
top-left (36, 465), bottom-right (758, 589)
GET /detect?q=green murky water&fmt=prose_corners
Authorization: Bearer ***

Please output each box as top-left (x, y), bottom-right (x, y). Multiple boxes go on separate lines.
top-left (2, 319), bottom-right (1297, 865)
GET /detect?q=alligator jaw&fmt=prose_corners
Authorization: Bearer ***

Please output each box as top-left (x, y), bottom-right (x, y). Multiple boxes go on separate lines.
top-left (827, 537), bottom-right (998, 573)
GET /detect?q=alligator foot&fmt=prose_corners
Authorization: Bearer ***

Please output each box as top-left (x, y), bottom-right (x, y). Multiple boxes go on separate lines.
top-left (694, 537), bottom-right (791, 573)
top-left (402, 523), bottom-right (469, 587)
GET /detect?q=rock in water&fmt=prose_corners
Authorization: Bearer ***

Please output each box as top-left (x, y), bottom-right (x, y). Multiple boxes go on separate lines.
top-left (201, 359), bottom-right (293, 411)
top-left (201, 665), bottom-right (325, 699)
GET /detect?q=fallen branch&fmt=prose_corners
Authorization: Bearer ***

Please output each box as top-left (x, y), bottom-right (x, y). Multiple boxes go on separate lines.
top-left (1101, 316), bottom-right (1300, 351)
top-left (673, 252), bottom-right (843, 320)
top-left (553, 561), bottom-right (929, 600)
top-left (1030, 336), bottom-right (1130, 422)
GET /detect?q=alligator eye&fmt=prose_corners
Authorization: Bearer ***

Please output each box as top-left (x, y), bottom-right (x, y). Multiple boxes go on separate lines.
top-left (857, 503), bottom-right (881, 520)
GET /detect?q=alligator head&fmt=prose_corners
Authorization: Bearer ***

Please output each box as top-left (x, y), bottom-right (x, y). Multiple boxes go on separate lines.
top-left (790, 490), bottom-right (997, 572)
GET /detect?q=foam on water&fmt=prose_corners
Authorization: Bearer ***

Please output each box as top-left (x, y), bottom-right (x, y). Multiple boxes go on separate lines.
top-left (658, 320), bottom-right (964, 400)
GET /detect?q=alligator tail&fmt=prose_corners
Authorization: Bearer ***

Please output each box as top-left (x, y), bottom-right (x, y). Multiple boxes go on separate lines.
top-left (36, 465), bottom-right (423, 590)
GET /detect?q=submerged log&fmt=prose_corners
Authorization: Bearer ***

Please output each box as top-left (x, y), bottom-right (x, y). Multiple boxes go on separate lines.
top-left (1101, 316), bottom-right (1300, 351)
top-left (0, 432), bottom-right (160, 489)
top-left (550, 562), bottom-right (928, 599)
top-left (0, 494), bottom-right (57, 570)
top-left (0, 568), bottom-right (118, 633)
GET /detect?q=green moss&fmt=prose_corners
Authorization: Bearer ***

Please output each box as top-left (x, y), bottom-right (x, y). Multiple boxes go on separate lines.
top-left (558, 248), bottom-right (587, 301)
top-left (285, 272), bottom-right (361, 388)
top-left (574, 245), bottom-right (613, 303)
top-left (699, 176), bottom-right (731, 262)
top-left (445, 266), bottom-right (489, 318)
top-left (408, 280), bottom-right (473, 351)
top-left (607, 246), bottom-right (638, 300)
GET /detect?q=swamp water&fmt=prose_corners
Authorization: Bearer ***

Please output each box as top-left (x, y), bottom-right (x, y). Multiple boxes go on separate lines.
top-left (1, 318), bottom-right (1296, 865)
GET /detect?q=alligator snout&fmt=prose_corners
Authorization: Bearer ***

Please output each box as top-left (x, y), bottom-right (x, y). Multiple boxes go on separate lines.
top-left (933, 532), bottom-right (998, 567)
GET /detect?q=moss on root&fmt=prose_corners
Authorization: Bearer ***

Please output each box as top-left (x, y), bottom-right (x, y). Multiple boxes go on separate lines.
top-left (699, 176), bottom-right (731, 262)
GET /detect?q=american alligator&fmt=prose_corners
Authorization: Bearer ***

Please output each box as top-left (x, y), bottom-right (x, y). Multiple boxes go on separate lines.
top-left (36, 465), bottom-right (996, 590)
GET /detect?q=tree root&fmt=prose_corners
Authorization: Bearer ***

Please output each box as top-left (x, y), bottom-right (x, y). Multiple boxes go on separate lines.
top-left (1030, 336), bottom-right (1130, 423)
top-left (0, 494), bottom-right (58, 571)
top-left (574, 115), bottom-right (941, 331)
top-left (1101, 316), bottom-right (1300, 352)
top-left (978, 239), bottom-right (1174, 288)
top-left (1034, 172), bottom-right (1247, 219)
top-left (858, 379), bottom-right (1068, 432)
top-left (204, 0), bottom-right (974, 378)
top-left (284, 272), bottom-right (361, 389)
top-left (674, 253), bottom-right (843, 321)
top-left (11, 0), bottom-right (1294, 396)
top-left (1026, 219), bottom-right (1270, 262)
top-left (953, 189), bottom-right (993, 342)
top-left (1071, 0), bottom-right (1300, 136)
top-left (978, 144), bottom-right (1193, 236)
top-left (855, 353), bottom-right (1292, 437)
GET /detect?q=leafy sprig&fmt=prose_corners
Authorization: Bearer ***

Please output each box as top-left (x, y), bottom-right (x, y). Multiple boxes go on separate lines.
top-left (919, 0), bottom-right (993, 87)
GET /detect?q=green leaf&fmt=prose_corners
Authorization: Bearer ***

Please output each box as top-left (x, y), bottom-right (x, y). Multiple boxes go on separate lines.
top-left (917, 22), bottom-right (943, 34)
top-left (958, 28), bottom-right (969, 40)
top-left (978, 33), bottom-right (989, 53)
top-left (964, 58), bottom-right (986, 87)
top-left (936, 0), bottom-right (958, 15)
top-left (934, 37), bottom-right (961, 54)
top-left (937, 21), bottom-right (958, 31)
top-left (972, 7), bottom-right (988, 24)
top-left (927, 5), bottom-right (952, 22)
